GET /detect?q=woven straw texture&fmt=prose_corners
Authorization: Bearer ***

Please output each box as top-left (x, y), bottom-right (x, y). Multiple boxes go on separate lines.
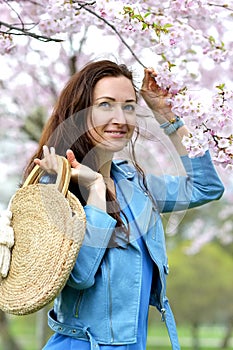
top-left (0, 158), bottom-right (86, 315)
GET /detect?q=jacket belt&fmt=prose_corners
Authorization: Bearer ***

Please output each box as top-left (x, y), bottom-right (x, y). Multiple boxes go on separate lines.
top-left (48, 309), bottom-right (100, 350)
top-left (48, 305), bottom-right (180, 350)
top-left (162, 299), bottom-right (181, 350)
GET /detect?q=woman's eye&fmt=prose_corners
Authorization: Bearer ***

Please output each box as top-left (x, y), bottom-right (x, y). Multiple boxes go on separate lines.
top-left (123, 104), bottom-right (136, 112)
top-left (98, 101), bottom-right (112, 109)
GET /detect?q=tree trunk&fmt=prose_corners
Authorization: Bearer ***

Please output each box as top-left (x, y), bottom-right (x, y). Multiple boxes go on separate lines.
top-left (0, 310), bottom-right (22, 350)
top-left (221, 316), bottom-right (233, 349)
top-left (191, 321), bottom-right (200, 350)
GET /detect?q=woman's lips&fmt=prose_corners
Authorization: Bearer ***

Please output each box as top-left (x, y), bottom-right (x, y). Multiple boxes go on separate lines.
top-left (104, 130), bottom-right (127, 137)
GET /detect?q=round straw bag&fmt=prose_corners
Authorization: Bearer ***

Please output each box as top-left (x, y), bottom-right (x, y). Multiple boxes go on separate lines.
top-left (0, 156), bottom-right (86, 315)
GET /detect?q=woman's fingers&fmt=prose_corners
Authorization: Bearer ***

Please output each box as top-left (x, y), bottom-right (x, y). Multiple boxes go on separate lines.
top-left (34, 147), bottom-right (102, 189)
top-left (48, 146), bottom-right (58, 171)
top-left (42, 145), bottom-right (50, 157)
top-left (140, 68), bottom-right (174, 121)
top-left (34, 145), bottom-right (58, 173)
top-left (66, 150), bottom-right (102, 189)
top-left (141, 68), bottom-right (154, 91)
top-left (141, 68), bottom-right (160, 97)
top-left (66, 149), bottom-right (80, 169)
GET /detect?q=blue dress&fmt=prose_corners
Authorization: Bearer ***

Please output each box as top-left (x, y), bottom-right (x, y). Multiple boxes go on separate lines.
top-left (43, 181), bottom-right (154, 350)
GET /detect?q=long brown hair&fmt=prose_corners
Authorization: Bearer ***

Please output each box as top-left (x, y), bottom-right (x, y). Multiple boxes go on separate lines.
top-left (24, 59), bottom-right (144, 245)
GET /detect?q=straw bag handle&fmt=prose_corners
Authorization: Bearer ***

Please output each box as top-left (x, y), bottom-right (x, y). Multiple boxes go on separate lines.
top-left (22, 156), bottom-right (71, 196)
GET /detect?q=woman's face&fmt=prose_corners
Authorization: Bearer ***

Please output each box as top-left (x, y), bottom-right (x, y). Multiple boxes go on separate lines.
top-left (88, 75), bottom-right (137, 154)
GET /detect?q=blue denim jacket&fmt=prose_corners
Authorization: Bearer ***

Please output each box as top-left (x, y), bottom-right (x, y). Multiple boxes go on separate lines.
top-left (47, 151), bottom-right (224, 350)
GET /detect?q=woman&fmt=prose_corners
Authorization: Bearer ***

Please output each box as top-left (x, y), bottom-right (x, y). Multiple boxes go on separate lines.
top-left (24, 60), bottom-right (224, 350)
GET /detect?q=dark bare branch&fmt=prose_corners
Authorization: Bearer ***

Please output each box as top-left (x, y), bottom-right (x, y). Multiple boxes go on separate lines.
top-left (0, 21), bottom-right (63, 42)
top-left (207, 2), bottom-right (233, 11)
top-left (76, 1), bottom-right (147, 68)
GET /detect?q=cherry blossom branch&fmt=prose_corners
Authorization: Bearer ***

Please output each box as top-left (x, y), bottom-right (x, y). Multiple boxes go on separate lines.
top-left (76, 2), bottom-right (147, 69)
top-left (0, 20), bottom-right (63, 42)
top-left (207, 2), bottom-right (233, 11)
top-left (2, 0), bottom-right (25, 30)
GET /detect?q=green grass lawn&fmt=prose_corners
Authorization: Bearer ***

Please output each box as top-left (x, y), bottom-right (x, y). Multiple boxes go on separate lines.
top-left (1, 313), bottom-right (233, 350)
top-left (147, 321), bottom-right (233, 349)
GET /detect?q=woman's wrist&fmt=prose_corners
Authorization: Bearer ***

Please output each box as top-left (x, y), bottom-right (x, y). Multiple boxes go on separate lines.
top-left (87, 176), bottom-right (107, 211)
top-left (160, 116), bottom-right (185, 135)
top-left (88, 176), bottom-right (106, 192)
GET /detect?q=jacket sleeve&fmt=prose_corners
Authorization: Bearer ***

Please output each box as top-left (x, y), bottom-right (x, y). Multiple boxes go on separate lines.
top-left (67, 205), bottom-right (116, 289)
top-left (146, 150), bottom-right (224, 213)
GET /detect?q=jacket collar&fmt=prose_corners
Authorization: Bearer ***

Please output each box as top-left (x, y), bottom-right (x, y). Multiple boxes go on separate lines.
top-left (111, 159), bottom-right (135, 180)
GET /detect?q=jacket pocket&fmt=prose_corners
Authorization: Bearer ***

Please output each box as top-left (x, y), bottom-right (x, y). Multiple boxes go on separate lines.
top-left (74, 290), bottom-right (84, 318)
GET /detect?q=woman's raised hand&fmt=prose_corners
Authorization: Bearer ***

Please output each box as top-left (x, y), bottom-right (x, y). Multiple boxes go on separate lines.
top-left (140, 67), bottom-right (174, 122)
top-left (34, 146), bottom-right (104, 191)
top-left (66, 149), bottom-right (107, 211)
top-left (34, 146), bottom-right (106, 210)
top-left (34, 145), bottom-right (58, 174)
top-left (66, 149), bottom-right (104, 190)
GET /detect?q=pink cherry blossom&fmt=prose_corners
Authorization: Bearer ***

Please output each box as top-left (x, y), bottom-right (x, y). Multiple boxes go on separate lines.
top-left (0, 1), bottom-right (232, 173)
top-left (0, 34), bottom-right (15, 54)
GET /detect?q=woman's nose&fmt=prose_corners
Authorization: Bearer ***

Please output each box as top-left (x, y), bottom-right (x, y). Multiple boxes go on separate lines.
top-left (111, 104), bottom-right (126, 124)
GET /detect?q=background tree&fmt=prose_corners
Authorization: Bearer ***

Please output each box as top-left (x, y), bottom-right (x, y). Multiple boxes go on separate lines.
top-left (0, 310), bottom-right (22, 350)
top-left (167, 241), bottom-right (233, 349)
